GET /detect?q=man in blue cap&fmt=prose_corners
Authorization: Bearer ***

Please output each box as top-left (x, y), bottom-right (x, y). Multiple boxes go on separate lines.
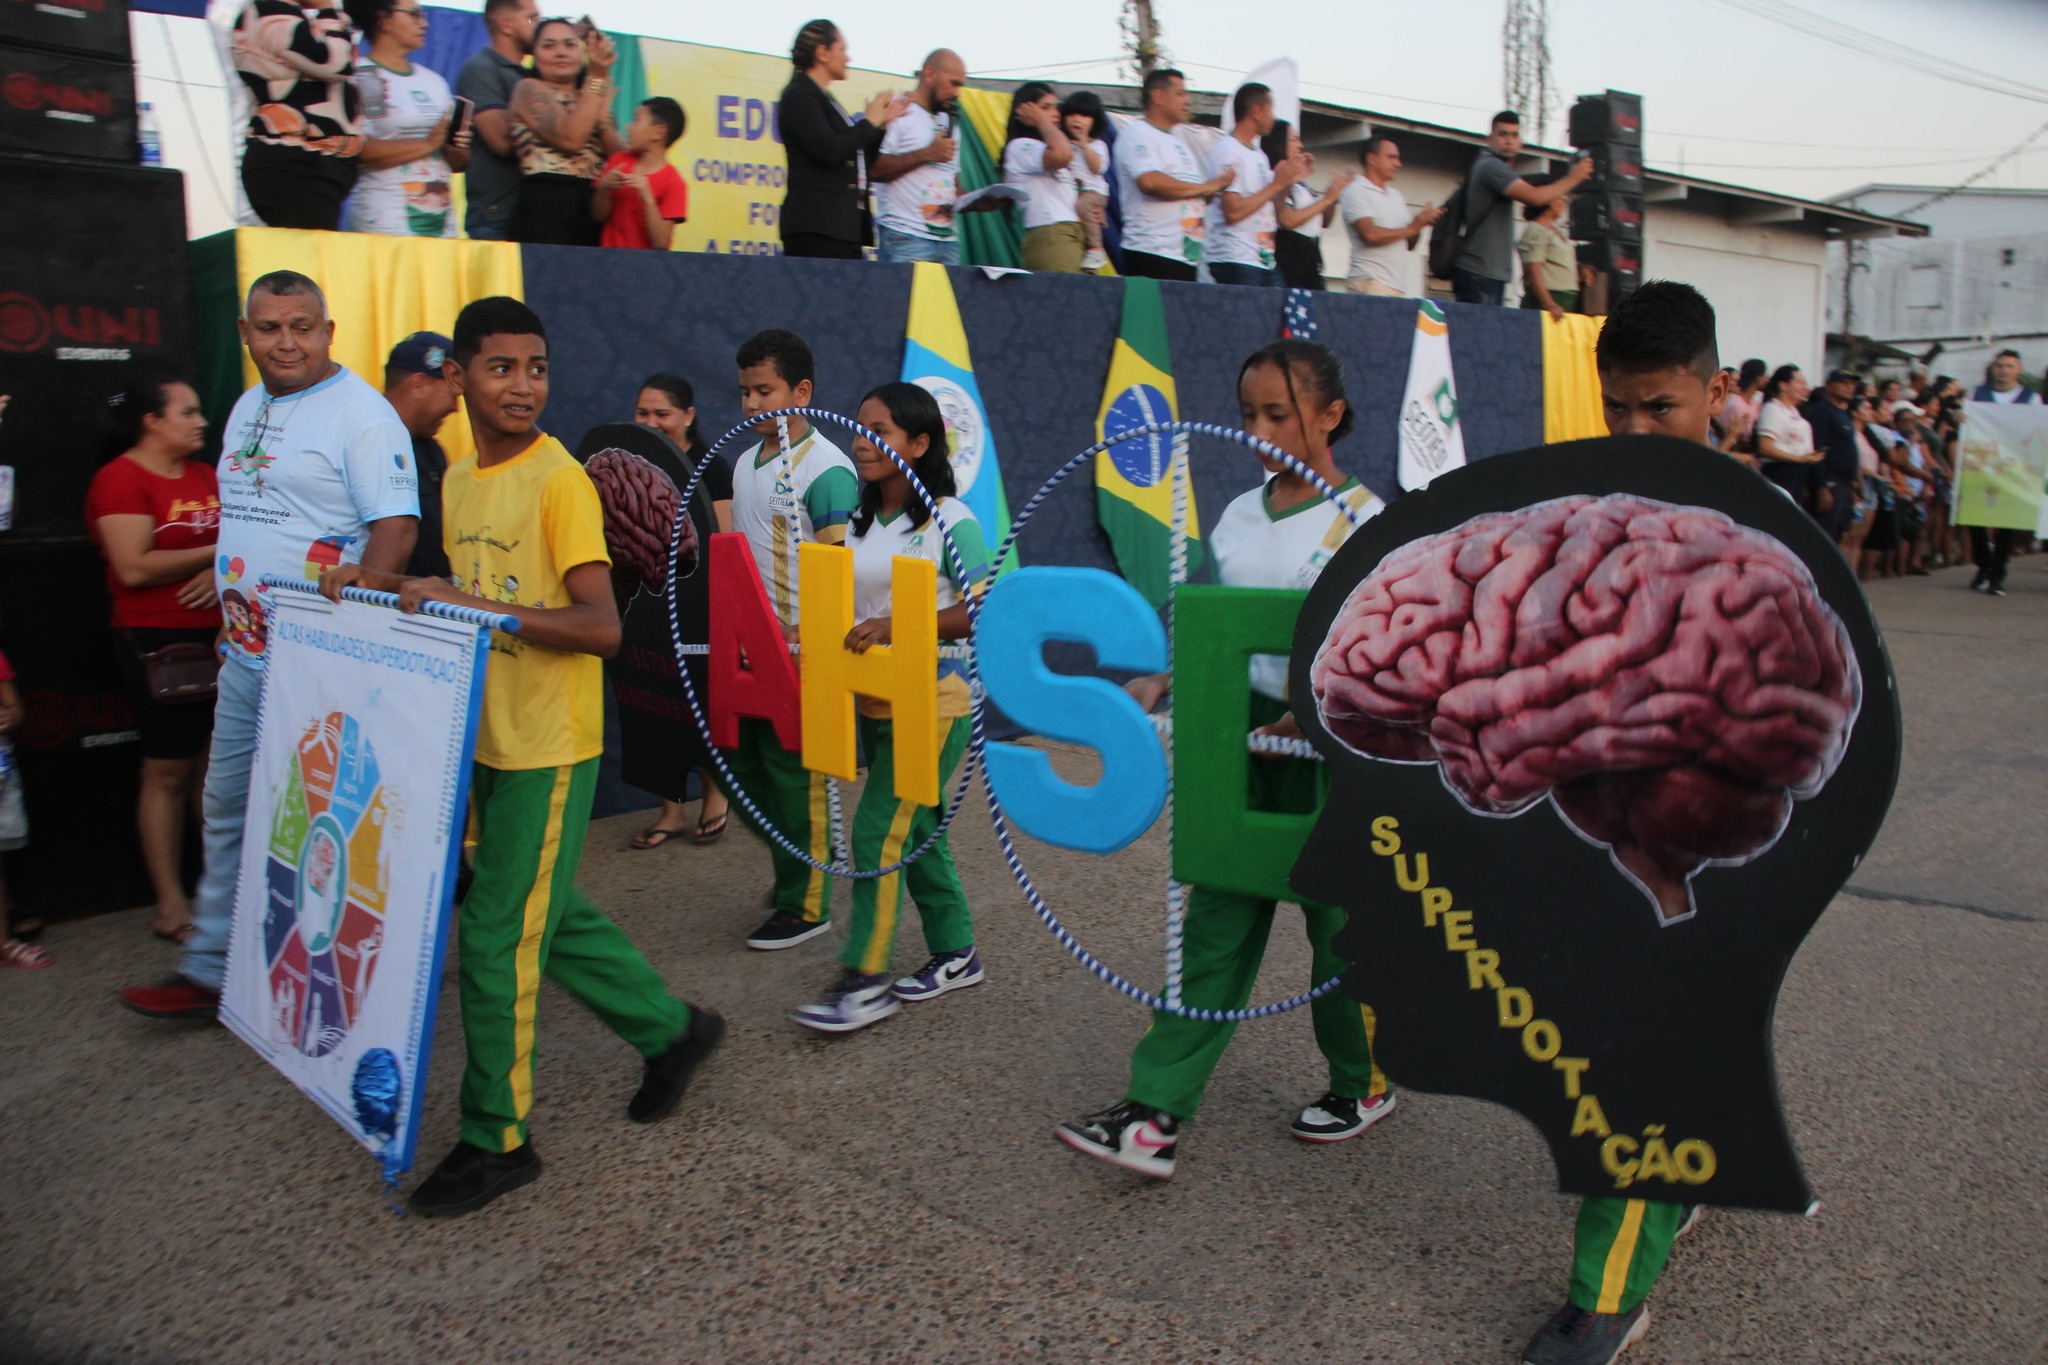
top-left (383, 331), bottom-right (457, 580)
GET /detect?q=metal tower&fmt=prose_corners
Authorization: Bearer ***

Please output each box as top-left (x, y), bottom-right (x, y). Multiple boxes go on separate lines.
top-left (1502, 0), bottom-right (1556, 145)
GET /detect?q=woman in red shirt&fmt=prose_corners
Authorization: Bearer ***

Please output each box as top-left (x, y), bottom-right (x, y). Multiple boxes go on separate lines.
top-left (86, 378), bottom-right (220, 944)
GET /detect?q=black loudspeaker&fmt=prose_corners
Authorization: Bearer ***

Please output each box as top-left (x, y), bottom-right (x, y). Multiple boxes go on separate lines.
top-left (0, 0), bottom-right (132, 60)
top-left (0, 44), bottom-right (137, 161)
top-left (1585, 142), bottom-right (1643, 197)
top-left (0, 155), bottom-right (189, 538)
top-left (1579, 238), bottom-right (1642, 278)
top-left (0, 539), bottom-right (156, 921)
top-left (1568, 89), bottom-right (1642, 148)
top-left (1571, 191), bottom-right (1645, 244)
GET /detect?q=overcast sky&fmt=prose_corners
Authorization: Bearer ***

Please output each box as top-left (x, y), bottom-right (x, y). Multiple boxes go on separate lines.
top-left (470, 0), bottom-right (2048, 202)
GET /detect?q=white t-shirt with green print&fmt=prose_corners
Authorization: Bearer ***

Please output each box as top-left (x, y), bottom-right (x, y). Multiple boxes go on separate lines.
top-left (1209, 477), bottom-right (1383, 700)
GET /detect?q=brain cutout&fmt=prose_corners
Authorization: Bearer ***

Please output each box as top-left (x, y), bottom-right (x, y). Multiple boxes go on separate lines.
top-left (1310, 494), bottom-right (1861, 924)
top-left (586, 448), bottom-right (693, 590)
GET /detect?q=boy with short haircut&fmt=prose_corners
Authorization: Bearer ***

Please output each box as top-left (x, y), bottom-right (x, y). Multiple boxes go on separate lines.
top-left (323, 296), bottom-right (721, 1218)
top-left (594, 96), bottom-right (689, 250)
top-left (725, 328), bottom-right (860, 950)
top-left (1520, 278), bottom-right (1725, 1365)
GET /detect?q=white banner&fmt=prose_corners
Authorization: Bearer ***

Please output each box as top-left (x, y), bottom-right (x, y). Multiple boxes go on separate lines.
top-left (1222, 57), bottom-right (1300, 137)
top-left (1397, 300), bottom-right (1467, 491)
top-left (1954, 401), bottom-right (2048, 535)
top-left (221, 590), bottom-right (490, 1179)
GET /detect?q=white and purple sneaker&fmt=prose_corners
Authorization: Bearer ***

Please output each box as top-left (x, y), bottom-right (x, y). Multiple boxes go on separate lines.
top-left (791, 971), bottom-right (900, 1034)
top-left (892, 947), bottom-right (984, 1002)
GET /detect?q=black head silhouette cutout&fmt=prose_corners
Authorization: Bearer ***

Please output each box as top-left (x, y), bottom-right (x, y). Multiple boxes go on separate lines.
top-left (1290, 436), bottom-right (1900, 1212)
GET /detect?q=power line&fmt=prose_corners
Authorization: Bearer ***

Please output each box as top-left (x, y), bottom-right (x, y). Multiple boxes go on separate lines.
top-left (1692, 0), bottom-right (2048, 106)
top-left (1896, 115), bottom-right (2048, 217)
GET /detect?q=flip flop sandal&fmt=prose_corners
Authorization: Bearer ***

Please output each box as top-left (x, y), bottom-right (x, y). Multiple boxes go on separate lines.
top-left (692, 813), bottom-right (729, 845)
top-left (631, 826), bottom-right (691, 851)
top-left (2, 938), bottom-right (53, 970)
top-left (152, 923), bottom-right (199, 945)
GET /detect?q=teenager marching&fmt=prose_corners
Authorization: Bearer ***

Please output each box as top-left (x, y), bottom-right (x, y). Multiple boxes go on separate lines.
top-left (791, 382), bottom-right (989, 1032)
top-left (1056, 339), bottom-right (1395, 1178)
top-left (322, 297), bottom-right (721, 1216)
top-left (725, 329), bottom-right (863, 949)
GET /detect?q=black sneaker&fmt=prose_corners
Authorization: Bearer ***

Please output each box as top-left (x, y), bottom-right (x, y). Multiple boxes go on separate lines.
top-left (408, 1140), bottom-right (541, 1218)
top-left (1054, 1100), bottom-right (1178, 1178)
top-left (745, 912), bottom-right (831, 950)
top-left (1990, 581), bottom-right (2007, 597)
top-left (1290, 1090), bottom-right (1398, 1143)
top-left (628, 1006), bottom-right (726, 1122)
top-left (1521, 1302), bottom-right (1649, 1365)
top-left (1970, 572), bottom-right (1990, 591)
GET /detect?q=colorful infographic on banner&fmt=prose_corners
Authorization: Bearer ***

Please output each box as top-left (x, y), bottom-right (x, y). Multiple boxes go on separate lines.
top-left (1955, 400), bottom-right (2048, 533)
top-left (637, 37), bottom-right (897, 256)
top-left (220, 592), bottom-right (489, 1179)
top-left (1290, 436), bottom-right (1901, 1213)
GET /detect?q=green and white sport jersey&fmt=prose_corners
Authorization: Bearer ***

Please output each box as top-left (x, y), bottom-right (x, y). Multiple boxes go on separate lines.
top-left (732, 427), bottom-right (860, 628)
top-left (1209, 477), bottom-right (1384, 700)
top-left (849, 495), bottom-right (991, 719)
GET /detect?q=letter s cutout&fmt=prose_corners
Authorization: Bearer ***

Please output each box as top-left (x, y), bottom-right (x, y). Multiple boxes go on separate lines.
top-left (976, 566), bottom-right (1167, 854)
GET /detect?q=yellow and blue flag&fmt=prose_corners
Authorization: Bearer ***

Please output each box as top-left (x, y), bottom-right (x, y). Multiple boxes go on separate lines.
top-left (1096, 277), bottom-right (1201, 607)
top-left (901, 261), bottom-right (1015, 567)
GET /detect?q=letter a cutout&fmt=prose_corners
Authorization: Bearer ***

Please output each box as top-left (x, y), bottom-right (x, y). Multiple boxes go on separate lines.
top-left (707, 532), bottom-right (802, 751)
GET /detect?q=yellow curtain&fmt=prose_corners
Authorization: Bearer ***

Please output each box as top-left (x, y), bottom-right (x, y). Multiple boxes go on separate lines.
top-left (1542, 312), bottom-right (1607, 444)
top-left (233, 227), bottom-right (525, 462)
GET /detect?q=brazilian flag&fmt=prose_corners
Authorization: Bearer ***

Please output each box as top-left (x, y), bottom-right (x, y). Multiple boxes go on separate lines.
top-left (1095, 278), bottom-right (1202, 607)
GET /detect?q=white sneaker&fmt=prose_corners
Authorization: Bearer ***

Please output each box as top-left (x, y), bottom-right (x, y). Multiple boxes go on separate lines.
top-left (790, 971), bottom-right (900, 1034)
top-left (1080, 248), bottom-right (1109, 271)
top-left (1290, 1090), bottom-right (1398, 1142)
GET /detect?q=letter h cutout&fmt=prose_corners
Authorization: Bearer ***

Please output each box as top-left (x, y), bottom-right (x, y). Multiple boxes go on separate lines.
top-left (798, 542), bottom-right (940, 805)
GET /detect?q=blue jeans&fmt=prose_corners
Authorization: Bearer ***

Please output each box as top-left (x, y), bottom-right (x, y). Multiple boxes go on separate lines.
top-left (877, 225), bottom-right (960, 265)
top-left (1209, 261), bottom-right (1279, 287)
top-left (1450, 267), bottom-right (1506, 305)
top-left (465, 196), bottom-right (513, 241)
top-left (179, 659), bottom-right (262, 990)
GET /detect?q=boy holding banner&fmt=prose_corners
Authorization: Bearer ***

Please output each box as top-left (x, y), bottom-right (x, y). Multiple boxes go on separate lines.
top-left (726, 329), bottom-right (863, 950)
top-left (323, 297), bottom-right (722, 1217)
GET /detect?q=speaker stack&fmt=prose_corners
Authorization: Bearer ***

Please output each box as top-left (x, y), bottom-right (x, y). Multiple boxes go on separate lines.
top-left (1, 0), bottom-right (193, 920)
top-left (1567, 89), bottom-right (1644, 307)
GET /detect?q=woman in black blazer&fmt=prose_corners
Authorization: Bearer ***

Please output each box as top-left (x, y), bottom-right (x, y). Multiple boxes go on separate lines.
top-left (777, 19), bottom-right (906, 259)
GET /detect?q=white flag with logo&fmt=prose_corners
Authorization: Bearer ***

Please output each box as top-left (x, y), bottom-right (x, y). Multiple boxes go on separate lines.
top-left (1397, 300), bottom-right (1467, 491)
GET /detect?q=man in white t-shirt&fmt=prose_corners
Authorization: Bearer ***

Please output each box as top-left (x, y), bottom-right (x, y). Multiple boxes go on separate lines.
top-left (1340, 136), bottom-right (1441, 298)
top-left (1112, 67), bottom-right (1234, 282)
top-left (871, 48), bottom-right (966, 266)
top-left (1205, 82), bottom-right (1304, 287)
top-left (121, 271), bottom-right (419, 1020)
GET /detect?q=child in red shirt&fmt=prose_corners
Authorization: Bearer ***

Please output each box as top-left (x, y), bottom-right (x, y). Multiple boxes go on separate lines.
top-left (594, 96), bottom-right (689, 250)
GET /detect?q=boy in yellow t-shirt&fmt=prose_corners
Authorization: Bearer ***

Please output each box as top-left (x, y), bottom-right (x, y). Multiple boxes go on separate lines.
top-left (323, 297), bottom-right (721, 1218)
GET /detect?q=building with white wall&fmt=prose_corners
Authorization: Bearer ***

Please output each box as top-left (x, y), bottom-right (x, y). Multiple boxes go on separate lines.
top-left (1825, 186), bottom-right (2048, 384)
top-left (1281, 96), bottom-right (1925, 373)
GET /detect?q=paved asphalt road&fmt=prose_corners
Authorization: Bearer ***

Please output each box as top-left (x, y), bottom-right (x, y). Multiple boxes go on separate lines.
top-left (3, 558), bottom-right (2044, 1364)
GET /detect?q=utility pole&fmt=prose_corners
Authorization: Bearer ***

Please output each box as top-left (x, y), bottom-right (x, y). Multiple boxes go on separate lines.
top-left (1122, 0), bottom-right (1165, 79)
top-left (1502, 0), bottom-right (1556, 144)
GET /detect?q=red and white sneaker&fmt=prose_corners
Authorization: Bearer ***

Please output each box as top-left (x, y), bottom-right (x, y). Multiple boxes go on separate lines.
top-left (1290, 1090), bottom-right (1398, 1143)
top-left (1055, 1100), bottom-right (1179, 1178)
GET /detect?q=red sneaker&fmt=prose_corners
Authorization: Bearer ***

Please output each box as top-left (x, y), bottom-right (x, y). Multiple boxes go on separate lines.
top-left (119, 976), bottom-right (220, 1019)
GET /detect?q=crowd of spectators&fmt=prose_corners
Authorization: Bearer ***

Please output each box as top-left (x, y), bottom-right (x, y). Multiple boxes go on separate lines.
top-left (220, 5), bottom-right (1644, 303)
top-left (1724, 348), bottom-right (2042, 595)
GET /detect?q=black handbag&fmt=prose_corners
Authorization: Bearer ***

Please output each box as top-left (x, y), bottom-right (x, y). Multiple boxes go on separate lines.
top-left (139, 641), bottom-right (220, 705)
